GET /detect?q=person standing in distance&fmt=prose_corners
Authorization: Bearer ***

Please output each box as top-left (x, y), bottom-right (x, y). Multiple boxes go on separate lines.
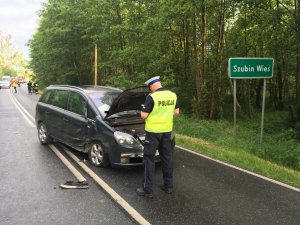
top-left (12, 80), bottom-right (18, 93)
top-left (27, 80), bottom-right (32, 94)
top-left (136, 76), bottom-right (179, 198)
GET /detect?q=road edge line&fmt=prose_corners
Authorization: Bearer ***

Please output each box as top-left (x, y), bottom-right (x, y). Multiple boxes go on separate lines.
top-left (49, 144), bottom-right (86, 182)
top-left (64, 149), bottom-right (151, 225)
top-left (176, 145), bottom-right (300, 193)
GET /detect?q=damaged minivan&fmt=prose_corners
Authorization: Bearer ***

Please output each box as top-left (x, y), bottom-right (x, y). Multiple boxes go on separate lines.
top-left (35, 85), bottom-right (165, 167)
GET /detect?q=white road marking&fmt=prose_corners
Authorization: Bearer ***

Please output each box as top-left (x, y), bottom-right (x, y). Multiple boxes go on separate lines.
top-left (176, 145), bottom-right (300, 193)
top-left (7, 87), bottom-right (300, 198)
top-left (64, 149), bottom-right (151, 225)
top-left (9, 90), bottom-right (35, 127)
top-left (8, 90), bottom-right (150, 223)
top-left (49, 144), bottom-right (86, 182)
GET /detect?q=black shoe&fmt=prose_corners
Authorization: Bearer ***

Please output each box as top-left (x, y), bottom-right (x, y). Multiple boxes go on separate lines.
top-left (136, 187), bottom-right (153, 198)
top-left (160, 185), bottom-right (173, 194)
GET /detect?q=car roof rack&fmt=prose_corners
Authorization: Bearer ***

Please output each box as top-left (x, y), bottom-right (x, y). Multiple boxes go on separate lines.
top-left (48, 85), bottom-right (122, 92)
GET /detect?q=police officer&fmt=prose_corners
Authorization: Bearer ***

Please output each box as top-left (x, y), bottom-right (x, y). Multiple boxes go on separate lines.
top-left (136, 76), bottom-right (179, 198)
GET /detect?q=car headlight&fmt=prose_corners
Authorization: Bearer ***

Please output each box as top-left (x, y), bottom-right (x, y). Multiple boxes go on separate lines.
top-left (114, 131), bottom-right (142, 147)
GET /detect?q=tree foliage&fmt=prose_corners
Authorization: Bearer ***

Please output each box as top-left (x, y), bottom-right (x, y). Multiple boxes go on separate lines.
top-left (29, 0), bottom-right (300, 120)
top-left (0, 31), bottom-right (26, 77)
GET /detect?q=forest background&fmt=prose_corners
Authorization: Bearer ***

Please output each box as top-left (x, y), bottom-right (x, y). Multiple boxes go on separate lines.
top-left (1, 0), bottom-right (300, 186)
top-left (29, 0), bottom-right (300, 121)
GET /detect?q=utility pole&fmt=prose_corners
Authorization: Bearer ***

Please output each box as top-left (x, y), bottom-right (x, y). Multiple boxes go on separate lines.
top-left (94, 44), bottom-right (98, 86)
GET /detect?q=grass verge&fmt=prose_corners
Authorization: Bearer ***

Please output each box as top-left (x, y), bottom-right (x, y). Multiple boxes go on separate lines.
top-left (174, 112), bottom-right (300, 189)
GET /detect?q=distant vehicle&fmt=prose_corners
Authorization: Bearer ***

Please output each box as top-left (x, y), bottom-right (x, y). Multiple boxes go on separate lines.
top-left (0, 80), bottom-right (11, 89)
top-left (2, 75), bottom-right (11, 81)
top-left (35, 85), bottom-right (167, 167)
top-left (16, 75), bottom-right (26, 83)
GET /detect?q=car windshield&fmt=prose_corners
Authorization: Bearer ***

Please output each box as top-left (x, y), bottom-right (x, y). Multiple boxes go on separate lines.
top-left (88, 92), bottom-right (120, 117)
top-left (2, 76), bottom-right (10, 81)
top-left (88, 91), bottom-right (142, 118)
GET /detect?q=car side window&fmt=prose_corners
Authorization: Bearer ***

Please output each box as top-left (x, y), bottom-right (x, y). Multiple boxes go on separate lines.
top-left (40, 90), bottom-right (52, 103)
top-left (48, 90), bottom-right (68, 109)
top-left (67, 92), bottom-right (86, 116)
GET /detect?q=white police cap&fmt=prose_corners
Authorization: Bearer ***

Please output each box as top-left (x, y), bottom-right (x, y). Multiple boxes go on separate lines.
top-left (144, 76), bottom-right (160, 86)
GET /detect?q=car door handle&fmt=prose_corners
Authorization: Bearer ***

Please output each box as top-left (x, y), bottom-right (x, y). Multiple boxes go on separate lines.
top-left (87, 120), bottom-right (96, 129)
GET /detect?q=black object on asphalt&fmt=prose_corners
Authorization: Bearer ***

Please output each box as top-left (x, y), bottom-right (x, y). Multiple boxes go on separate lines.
top-left (60, 180), bottom-right (89, 189)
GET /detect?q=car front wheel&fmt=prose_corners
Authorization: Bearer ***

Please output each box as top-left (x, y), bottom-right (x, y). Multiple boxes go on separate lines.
top-left (38, 122), bottom-right (52, 144)
top-left (88, 143), bottom-right (109, 167)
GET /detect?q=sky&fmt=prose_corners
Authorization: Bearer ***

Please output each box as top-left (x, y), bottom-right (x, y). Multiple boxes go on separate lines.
top-left (0, 0), bottom-right (47, 60)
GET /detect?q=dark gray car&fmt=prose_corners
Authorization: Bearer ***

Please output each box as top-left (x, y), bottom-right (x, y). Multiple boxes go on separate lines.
top-left (35, 85), bottom-right (160, 167)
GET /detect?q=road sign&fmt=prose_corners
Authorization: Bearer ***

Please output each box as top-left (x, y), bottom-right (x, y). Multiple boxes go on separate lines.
top-left (228, 58), bottom-right (274, 79)
top-left (228, 57), bottom-right (274, 143)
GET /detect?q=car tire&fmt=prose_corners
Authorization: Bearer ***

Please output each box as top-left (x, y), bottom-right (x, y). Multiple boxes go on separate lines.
top-left (88, 142), bottom-right (109, 167)
top-left (38, 122), bottom-right (52, 144)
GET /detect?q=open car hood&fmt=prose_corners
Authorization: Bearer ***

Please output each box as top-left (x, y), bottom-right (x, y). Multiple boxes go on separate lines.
top-left (105, 86), bottom-right (149, 118)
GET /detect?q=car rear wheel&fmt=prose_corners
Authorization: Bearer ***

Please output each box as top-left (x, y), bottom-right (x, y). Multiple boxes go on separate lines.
top-left (88, 143), bottom-right (109, 167)
top-left (38, 122), bottom-right (52, 144)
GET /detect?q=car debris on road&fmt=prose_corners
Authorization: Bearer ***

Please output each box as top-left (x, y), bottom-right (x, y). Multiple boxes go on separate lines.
top-left (60, 180), bottom-right (89, 189)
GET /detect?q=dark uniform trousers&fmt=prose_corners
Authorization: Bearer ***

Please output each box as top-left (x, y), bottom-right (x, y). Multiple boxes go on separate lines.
top-left (142, 131), bottom-right (174, 193)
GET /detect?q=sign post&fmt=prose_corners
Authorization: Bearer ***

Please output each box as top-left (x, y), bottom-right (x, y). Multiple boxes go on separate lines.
top-left (228, 58), bottom-right (274, 143)
top-left (260, 79), bottom-right (267, 143)
top-left (233, 80), bottom-right (237, 141)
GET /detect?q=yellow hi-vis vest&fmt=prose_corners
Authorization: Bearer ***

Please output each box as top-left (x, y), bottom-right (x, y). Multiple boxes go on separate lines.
top-left (145, 90), bottom-right (177, 133)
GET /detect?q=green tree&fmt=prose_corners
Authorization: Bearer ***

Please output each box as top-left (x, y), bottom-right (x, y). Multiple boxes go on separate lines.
top-left (29, 0), bottom-right (300, 120)
top-left (0, 31), bottom-right (26, 77)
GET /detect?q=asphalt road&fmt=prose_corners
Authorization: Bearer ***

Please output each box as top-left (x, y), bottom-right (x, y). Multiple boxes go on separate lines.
top-left (1, 84), bottom-right (300, 225)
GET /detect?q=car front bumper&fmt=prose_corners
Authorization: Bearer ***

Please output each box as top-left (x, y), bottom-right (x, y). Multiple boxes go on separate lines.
top-left (120, 150), bottom-right (160, 164)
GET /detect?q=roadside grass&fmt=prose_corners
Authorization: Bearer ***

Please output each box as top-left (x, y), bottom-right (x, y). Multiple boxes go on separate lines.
top-left (173, 111), bottom-right (300, 189)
